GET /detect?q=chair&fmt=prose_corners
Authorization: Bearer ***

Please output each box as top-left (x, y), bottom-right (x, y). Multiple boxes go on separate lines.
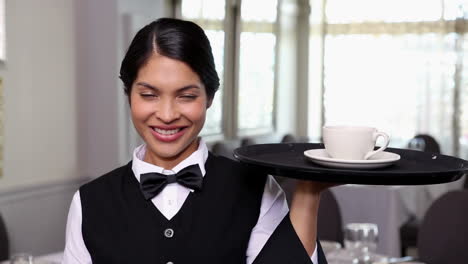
top-left (417, 190), bottom-right (468, 264)
top-left (240, 137), bottom-right (256, 147)
top-left (400, 134), bottom-right (441, 255)
top-left (407, 134), bottom-right (441, 153)
top-left (281, 134), bottom-right (297, 143)
top-left (399, 216), bottom-right (419, 256)
top-left (281, 133), bottom-right (310, 143)
top-left (0, 213), bottom-right (9, 261)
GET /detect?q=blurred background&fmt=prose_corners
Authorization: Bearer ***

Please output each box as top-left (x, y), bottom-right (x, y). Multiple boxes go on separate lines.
top-left (0, 0), bottom-right (468, 261)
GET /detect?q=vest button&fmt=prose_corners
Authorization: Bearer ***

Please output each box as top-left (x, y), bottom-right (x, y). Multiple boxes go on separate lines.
top-left (164, 228), bottom-right (174, 238)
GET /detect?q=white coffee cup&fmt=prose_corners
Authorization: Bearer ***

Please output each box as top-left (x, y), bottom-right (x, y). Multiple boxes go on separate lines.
top-left (322, 126), bottom-right (390, 160)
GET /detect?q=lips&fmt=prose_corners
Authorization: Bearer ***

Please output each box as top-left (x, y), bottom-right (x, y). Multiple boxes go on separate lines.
top-left (150, 126), bottom-right (187, 142)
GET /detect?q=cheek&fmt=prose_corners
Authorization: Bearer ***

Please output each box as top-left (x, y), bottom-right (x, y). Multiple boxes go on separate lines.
top-left (130, 100), bottom-right (153, 123)
top-left (184, 102), bottom-right (207, 123)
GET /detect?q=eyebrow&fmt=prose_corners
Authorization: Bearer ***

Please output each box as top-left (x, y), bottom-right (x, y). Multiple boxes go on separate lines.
top-left (135, 82), bottom-right (201, 92)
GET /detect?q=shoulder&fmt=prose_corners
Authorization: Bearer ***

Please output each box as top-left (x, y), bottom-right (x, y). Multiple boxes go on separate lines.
top-left (207, 152), bottom-right (267, 188)
top-left (208, 152), bottom-right (242, 168)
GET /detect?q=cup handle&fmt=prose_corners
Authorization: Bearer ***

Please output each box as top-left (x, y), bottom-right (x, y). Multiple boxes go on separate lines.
top-left (364, 131), bottom-right (390, 160)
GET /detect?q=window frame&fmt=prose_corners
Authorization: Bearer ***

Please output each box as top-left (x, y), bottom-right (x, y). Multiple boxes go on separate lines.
top-left (173, 0), bottom-right (280, 141)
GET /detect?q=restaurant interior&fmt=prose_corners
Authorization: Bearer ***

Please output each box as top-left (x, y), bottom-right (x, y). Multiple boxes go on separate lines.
top-left (0, 0), bottom-right (467, 263)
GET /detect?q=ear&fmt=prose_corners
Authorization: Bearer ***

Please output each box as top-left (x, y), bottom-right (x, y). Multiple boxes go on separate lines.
top-left (206, 97), bottom-right (213, 109)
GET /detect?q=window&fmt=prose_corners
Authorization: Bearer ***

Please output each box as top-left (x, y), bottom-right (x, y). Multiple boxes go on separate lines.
top-left (312, 0), bottom-right (468, 156)
top-left (178, 0), bottom-right (279, 138)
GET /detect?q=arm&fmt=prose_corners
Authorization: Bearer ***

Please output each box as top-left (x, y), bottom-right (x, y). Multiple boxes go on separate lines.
top-left (247, 176), bottom-right (319, 264)
top-left (62, 191), bottom-right (92, 264)
top-left (289, 181), bottom-right (336, 262)
top-left (289, 181), bottom-right (323, 255)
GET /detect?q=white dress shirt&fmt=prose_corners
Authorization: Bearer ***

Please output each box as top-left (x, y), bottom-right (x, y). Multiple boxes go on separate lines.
top-left (62, 138), bottom-right (318, 264)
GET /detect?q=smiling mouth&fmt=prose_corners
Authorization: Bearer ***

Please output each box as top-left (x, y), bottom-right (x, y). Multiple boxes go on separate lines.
top-left (152, 127), bottom-right (183, 135)
top-left (149, 126), bottom-right (187, 142)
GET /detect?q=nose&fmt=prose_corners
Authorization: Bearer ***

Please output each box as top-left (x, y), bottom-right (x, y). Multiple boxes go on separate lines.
top-left (155, 98), bottom-right (180, 123)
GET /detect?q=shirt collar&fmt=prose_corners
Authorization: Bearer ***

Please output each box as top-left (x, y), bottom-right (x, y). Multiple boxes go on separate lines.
top-left (132, 138), bottom-right (209, 183)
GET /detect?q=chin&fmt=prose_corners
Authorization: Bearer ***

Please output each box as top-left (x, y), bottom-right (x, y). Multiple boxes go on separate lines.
top-left (148, 145), bottom-right (181, 158)
top-left (148, 141), bottom-right (191, 159)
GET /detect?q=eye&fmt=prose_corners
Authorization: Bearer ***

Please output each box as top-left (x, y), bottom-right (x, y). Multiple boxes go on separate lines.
top-left (140, 93), bottom-right (157, 98)
top-left (179, 94), bottom-right (198, 101)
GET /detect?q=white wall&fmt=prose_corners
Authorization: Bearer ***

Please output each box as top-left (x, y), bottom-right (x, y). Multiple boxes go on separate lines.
top-left (0, 0), bottom-right (80, 256)
top-left (0, 179), bottom-right (87, 256)
top-left (74, 0), bottom-right (120, 178)
top-left (0, 0), bottom-right (79, 192)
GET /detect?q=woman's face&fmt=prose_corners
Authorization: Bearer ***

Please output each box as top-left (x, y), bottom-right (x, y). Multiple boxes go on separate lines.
top-left (130, 53), bottom-right (211, 169)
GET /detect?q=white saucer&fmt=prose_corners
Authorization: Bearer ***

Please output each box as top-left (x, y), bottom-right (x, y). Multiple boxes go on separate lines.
top-left (304, 149), bottom-right (401, 169)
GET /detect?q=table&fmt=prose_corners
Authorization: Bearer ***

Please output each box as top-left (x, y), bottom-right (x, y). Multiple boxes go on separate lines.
top-left (35, 252), bottom-right (62, 263)
top-left (331, 178), bottom-right (464, 257)
top-left (1, 252), bottom-right (62, 264)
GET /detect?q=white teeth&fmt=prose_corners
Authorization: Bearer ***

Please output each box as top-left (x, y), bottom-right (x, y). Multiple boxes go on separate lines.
top-left (153, 128), bottom-right (181, 135)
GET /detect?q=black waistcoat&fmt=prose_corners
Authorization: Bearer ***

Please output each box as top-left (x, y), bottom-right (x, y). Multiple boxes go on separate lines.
top-left (80, 153), bottom-right (267, 264)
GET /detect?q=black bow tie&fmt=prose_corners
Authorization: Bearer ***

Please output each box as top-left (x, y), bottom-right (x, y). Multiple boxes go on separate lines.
top-left (139, 164), bottom-right (203, 200)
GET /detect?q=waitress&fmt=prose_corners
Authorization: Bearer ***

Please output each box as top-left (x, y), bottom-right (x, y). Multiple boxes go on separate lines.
top-left (63, 18), bottom-right (329, 264)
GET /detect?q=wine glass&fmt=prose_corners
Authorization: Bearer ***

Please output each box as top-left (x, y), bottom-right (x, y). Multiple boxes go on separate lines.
top-left (344, 223), bottom-right (379, 264)
top-left (10, 253), bottom-right (34, 264)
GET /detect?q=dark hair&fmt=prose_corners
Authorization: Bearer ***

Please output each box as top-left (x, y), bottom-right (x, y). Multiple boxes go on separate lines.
top-left (119, 18), bottom-right (220, 102)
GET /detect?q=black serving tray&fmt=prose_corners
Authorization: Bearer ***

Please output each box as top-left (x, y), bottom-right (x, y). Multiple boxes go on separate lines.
top-left (233, 143), bottom-right (468, 185)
